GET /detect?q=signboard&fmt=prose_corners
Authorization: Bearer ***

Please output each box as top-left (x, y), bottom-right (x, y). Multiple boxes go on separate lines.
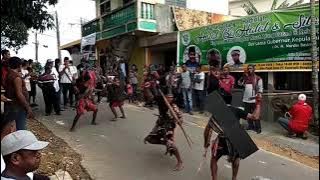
top-left (177, 5), bottom-right (319, 72)
top-left (81, 33), bottom-right (96, 62)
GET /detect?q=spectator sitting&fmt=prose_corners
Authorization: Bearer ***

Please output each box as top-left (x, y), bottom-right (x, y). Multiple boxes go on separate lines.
top-left (278, 94), bottom-right (313, 139)
top-left (1, 130), bottom-right (49, 180)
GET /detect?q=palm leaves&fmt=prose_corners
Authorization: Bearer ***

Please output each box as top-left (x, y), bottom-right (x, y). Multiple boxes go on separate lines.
top-left (243, 0), bottom-right (306, 15)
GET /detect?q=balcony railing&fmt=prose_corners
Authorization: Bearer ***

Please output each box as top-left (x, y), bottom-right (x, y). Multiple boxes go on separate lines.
top-left (82, 18), bottom-right (101, 37)
top-left (83, 0), bottom-right (157, 40)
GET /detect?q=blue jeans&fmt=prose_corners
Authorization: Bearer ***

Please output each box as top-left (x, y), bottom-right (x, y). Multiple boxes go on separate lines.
top-left (193, 89), bottom-right (205, 111)
top-left (181, 88), bottom-right (193, 112)
top-left (278, 117), bottom-right (290, 132)
top-left (4, 104), bottom-right (27, 130)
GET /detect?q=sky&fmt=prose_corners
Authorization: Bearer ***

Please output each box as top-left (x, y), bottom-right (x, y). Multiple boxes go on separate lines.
top-left (12, 0), bottom-right (96, 65)
top-left (187, 0), bottom-right (229, 15)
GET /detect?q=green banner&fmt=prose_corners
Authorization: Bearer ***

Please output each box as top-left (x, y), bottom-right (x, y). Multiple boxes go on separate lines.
top-left (178, 5), bottom-right (319, 71)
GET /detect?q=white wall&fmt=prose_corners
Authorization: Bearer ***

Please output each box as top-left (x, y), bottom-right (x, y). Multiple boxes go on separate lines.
top-left (187, 0), bottom-right (229, 15)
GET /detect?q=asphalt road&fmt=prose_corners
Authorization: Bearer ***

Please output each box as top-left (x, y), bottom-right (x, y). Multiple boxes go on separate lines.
top-left (37, 101), bottom-right (319, 180)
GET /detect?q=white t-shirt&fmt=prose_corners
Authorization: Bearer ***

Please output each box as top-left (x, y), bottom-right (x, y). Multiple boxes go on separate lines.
top-left (21, 69), bottom-right (31, 92)
top-left (193, 72), bottom-right (205, 90)
top-left (59, 65), bottom-right (77, 84)
top-left (1, 153), bottom-right (33, 179)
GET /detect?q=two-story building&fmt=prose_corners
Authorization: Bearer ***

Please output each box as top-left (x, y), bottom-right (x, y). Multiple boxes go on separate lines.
top-left (78, 0), bottom-right (232, 79)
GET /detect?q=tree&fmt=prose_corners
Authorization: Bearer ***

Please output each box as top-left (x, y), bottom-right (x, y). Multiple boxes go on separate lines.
top-left (242, 0), bottom-right (304, 15)
top-left (0, 0), bottom-right (58, 51)
top-left (310, 0), bottom-right (319, 128)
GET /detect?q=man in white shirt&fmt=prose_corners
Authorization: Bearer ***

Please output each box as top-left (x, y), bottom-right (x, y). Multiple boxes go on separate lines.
top-left (238, 65), bottom-right (263, 134)
top-left (59, 57), bottom-right (77, 108)
top-left (193, 65), bottom-right (205, 113)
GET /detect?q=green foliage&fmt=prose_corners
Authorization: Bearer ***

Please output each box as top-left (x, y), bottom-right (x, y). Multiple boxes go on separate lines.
top-left (0, 0), bottom-right (58, 51)
top-left (242, 0), bottom-right (305, 15)
top-left (32, 62), bottom-right (44, 75)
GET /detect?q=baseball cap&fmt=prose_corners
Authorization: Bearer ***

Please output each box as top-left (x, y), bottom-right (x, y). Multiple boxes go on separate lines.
top-left (1, 130), bottom-right (49, 156)
top-left (298, 94), bottom-right (306, 101)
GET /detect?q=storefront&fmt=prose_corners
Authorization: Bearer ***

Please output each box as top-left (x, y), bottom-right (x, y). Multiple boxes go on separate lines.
top-left (177, 4), bottom-right (319, 92)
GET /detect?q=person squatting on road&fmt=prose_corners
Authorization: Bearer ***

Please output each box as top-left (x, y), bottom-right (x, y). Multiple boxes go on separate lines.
top-left (203, 94), bottom-right (261, 180)
top-left (70, 71), bottom-right (98, 132)
top-left (278, 94), bottom-right (312, 139)
top-left (144, 93), bottom-right (184, 171)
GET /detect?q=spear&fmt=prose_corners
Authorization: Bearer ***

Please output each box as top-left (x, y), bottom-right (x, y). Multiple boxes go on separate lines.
top-left (158, 89), bottom-right (193, 148)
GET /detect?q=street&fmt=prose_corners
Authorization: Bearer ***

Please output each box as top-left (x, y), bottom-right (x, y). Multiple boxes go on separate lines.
top-left (37, 101), bottom-right (319, 180)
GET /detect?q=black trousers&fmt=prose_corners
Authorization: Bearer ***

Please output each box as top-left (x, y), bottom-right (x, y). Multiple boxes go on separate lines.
top-left (244, 102), bottom-right (261, 131)
top-left (61, 83), bottom-right (74, 106)
top-left (42, 84), bottom-right (60, 114)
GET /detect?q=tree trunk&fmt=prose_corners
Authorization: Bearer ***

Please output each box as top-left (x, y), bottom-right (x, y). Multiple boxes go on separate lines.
top-left (310, 0), bottom-right (319, 127)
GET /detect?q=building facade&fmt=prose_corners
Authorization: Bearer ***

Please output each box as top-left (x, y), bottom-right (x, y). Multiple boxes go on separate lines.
top-left (80, 0), bottom-right (230, 81)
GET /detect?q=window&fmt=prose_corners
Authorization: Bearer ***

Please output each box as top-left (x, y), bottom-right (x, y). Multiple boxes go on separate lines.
top-left (100, 1), bottom-right (111, 15)
top-left (274, 72), bottom-right (312, 91)
top-left (141, 2), bottom-right (155, 19)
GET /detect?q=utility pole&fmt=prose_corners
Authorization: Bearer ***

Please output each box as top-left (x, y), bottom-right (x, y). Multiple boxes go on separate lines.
top-left (35, 32), bottom-right (39, 62)
top-left (310, 0), bottom-right (319, 127)
top-left (55, 11), bottom-right (62, 60)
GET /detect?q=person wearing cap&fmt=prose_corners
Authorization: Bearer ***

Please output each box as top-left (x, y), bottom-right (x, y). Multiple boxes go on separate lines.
top-left (144, 93), bottom-right (184, 171)
top-left (4, 57), bottom-right (34, 130)
top-left (1, 130), bottom-right (49, 180)
top-left (278, 94), bottom-right (312, 139)
top-left (1, 112), bottom-right (32, 178)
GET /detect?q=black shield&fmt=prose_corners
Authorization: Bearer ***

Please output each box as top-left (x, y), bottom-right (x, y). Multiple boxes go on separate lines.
top-left (205, 91), bottom-right (258, 159)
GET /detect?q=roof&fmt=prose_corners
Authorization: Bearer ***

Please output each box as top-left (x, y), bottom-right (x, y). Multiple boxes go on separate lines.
top-left (59, 39), bottom-right (81, 50)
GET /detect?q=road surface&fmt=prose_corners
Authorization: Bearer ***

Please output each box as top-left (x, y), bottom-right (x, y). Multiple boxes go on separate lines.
top-left (38, 102), bottom-right (319, 180)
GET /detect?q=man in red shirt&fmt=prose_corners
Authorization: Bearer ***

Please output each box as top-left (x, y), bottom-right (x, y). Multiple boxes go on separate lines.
top-left (278, 94), bottom-right (312, 139)
top-left (219, 66), bottom-right (235, 105)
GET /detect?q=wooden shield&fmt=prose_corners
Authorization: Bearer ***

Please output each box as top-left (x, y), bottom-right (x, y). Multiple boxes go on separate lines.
top-left (205, 91), bottom-right (258, 159)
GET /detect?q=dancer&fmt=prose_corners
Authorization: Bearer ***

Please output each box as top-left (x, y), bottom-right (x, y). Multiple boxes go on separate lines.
top-left (70, 71), bottom-right (98, 131)
top-left (203, 95), bottom-right (261, 180)
top-left (108, 76), bottom-right (126, 121)
top-left (144, 93), bottom-right (184, 171)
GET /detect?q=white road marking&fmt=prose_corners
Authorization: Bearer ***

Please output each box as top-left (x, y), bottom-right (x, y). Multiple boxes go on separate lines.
top-left (224, 164), bottom-right (232, 169)
top-left (258, 160), bottom-right (267, 164)
top-left (55, 120), bottom-right (65, 125)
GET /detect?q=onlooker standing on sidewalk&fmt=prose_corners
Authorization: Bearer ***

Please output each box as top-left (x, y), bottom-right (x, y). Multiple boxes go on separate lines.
top-left (27, 59), bottom-right (38, 107)
top-left (207, 66), bottom-right (221, 95)
top-left (180, 64), bottom-right (193, 115)
top-left (129, 65), bottom-right (138, 101)
top-left (193, 65), bottom-right (205, 113)
top-left (21, 60), bottom-right (31, 103)
top-left (278, 94), bottom-right (312, 139)
top-left (38, 66), bottom-right (61, 116)
top-left (238, 64), bottom-right (263, 134)
top-left (219, 66), bottom-right (235, 105)
top-left (4, 57), bottom-right (34, 130)
top-left (59, 57), bottom-right (77, 108)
